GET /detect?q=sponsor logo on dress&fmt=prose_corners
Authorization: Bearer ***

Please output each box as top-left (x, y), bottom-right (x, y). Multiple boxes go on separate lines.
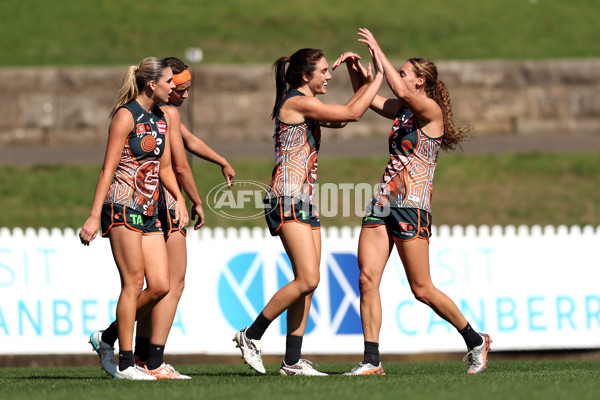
top-left (130, 214), bottom-right (143, 226)
top-left (401, 117), bottom-right (415, 130)
top-left (156, 120), bottom-right (167, 135)
top-left (136, 123), bottom-right (151, 136)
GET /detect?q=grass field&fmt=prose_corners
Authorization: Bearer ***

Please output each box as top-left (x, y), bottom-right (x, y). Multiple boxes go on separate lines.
top-left (1, 153), bottom-right (598, 230)
top-left (1, 360), bottom-right (599, 400)
top-left (1, 0), bottom-right (599, 66)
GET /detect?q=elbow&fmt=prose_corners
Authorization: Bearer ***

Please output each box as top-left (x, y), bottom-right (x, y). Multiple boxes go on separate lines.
top-left (347, 113), bottom-right (362, 122)
top-left (182, 140), bottom-right (194, 154)
top-left (183, 142), bottom-right (201, 157)
top-left (174, 166), bottom-right (188, 178)
top-left (391, 87), bottom-right (409, 101)
top-left (343, 107), bottom-right (362, 122)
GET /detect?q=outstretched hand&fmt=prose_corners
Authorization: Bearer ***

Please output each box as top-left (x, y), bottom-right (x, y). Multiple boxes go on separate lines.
top-left (332, 50), bottom-right (374, 83)
top-left (368, 44), bottom-right (384, 76)
top-left (332, 52), bottom-right (361, 70)
top-left (358, 28), bottom-right (384, 77)
top-left (357, 28), bottom-right (381, 54)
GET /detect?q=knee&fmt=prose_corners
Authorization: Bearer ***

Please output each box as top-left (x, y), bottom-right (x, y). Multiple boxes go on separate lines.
top-left (411, 285), bottom-right (434, 306)
top-left (147, 283), bottom-right (170, 302)
top-left (122, 273), bottom-right (145, 296)
top-left (358, 271), bottom-right (377, 294)
top-left (297, 274), bottom-right (320, 294)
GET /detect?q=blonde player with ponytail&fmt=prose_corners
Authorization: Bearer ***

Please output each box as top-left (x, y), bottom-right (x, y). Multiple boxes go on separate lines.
top-left (80, 57), bottom-right (188, 380)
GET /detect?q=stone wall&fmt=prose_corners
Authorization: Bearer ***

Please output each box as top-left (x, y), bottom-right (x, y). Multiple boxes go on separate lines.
top-left (1, 59), bottom-right (599, 147)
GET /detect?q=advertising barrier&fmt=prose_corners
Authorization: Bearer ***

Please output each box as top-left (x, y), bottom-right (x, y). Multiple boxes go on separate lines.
top-left (0, 225), bottom-right (599, 355)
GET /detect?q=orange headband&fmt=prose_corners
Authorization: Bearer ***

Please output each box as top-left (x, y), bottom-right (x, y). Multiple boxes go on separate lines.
top-left (173, 69), bottom-right (192, 85)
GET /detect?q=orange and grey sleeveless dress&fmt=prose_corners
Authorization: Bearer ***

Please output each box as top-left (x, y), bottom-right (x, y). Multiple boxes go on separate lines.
top-left (264, 89), bottom-right (321, 235)
top-left (373, 106), bottom-right (442, 212)
top-left (363, 106), bottom-right (442, 240)
top-left (101, 100), bottom-right (167, 235)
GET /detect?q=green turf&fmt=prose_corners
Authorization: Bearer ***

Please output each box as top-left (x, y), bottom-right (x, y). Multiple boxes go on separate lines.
top-left (1, 0), bottom-right (599, 66)
top-left (0, 153), bottom-right (598, 230)
top-left (1, 360), bottom-right (599, 400)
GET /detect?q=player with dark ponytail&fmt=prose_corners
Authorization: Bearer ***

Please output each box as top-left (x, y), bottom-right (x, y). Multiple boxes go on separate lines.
top-left (234, 41), bottom-right (384, 376)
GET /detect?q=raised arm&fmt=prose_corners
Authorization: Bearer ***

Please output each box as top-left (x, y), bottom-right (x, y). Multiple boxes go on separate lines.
top-left (290, 46), bottom-right (384, 125)
top-left (333, 45), bottom-right (401, 120)
top-left (332, 52), bottom-right (365, 93)
top-left (357, 28), bottom-right (437, 122)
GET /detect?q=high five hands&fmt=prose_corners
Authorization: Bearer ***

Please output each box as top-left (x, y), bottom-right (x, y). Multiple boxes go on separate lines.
top-left (332, 28), bottom-right (383, 81)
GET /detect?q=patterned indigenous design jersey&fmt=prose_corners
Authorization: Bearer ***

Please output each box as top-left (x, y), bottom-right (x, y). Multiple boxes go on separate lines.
top-left (158, 177), bottom-right (178, 211)
top-left (267, 89), bottom-right (321, 204)
top-left (374, 106), bottom-right (442, 213)
top-left (104, 100), bottom-right (167, 216)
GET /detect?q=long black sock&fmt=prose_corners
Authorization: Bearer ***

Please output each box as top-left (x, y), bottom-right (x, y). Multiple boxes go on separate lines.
top-left (102, 321), bottom-right (118, 347)
top-left (363, 341), bottom-right (380, 366)
top-left (134, 336), bottom-right (150, 363)
top-left (146, 343), bottom-right (165, 370)
top-left (118, 350), bottom-right (134, 371)
top-left (245, 312), bottom-right (272, 340)
top-left (284, 335), bottom-right (303, 365)
top-left (458, 322), bottom-right (483, 349)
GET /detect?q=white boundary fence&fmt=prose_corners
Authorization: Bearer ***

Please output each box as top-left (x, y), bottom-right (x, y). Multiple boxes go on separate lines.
top-left (1, 225), bottom-right (599, 355)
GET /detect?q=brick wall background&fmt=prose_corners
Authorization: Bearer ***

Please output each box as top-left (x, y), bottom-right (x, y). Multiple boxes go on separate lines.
top-left (1, 59), bottom-right (599, 147)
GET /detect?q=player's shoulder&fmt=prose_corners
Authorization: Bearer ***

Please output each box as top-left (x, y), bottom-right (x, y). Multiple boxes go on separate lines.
top-left (111, 107), bottom-right (135, 125)
top-left (286, 94), bottom-right (323, 111)
top-left (161, 105), bottom-right (182, 125)
top-left (161, 104), bottom-right (181, 117)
